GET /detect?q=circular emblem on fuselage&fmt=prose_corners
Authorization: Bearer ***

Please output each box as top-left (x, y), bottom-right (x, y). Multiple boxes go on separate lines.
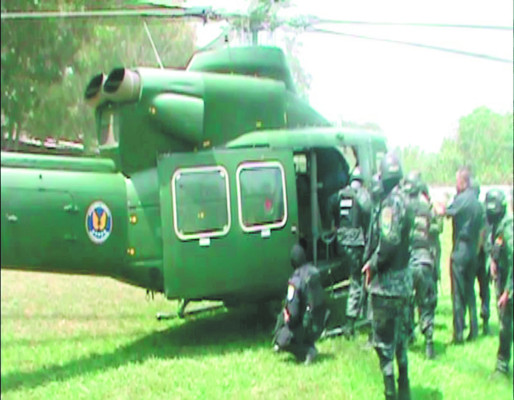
top-left (85, 201), bottom-right (113, 244)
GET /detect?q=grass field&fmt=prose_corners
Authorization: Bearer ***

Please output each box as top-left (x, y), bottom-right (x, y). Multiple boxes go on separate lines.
top-left (1, 220), bottom-right (513, 400)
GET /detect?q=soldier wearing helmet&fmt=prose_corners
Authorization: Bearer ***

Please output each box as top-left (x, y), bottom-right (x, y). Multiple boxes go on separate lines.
top-left (272, 243), bottom-right (327, 365)
top-left (362, 152), bottom-right (412, 400)
top-left (401, 171), bottom-right (438, 359)
top-left (485, 189), bottom-right (513, 376)
top-left (329, 165), bottom-right (373, 339)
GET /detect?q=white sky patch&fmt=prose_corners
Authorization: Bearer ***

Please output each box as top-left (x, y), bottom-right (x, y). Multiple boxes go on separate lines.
top-left (193, 0), bottom-right (513, 153)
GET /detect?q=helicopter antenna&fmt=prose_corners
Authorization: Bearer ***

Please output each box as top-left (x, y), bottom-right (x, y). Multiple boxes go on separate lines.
top-left (143, 20), bottom-right (164, 69)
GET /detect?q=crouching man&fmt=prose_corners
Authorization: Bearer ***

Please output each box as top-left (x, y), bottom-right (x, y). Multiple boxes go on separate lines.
top-left (273, 243), bottom-right (327, 364)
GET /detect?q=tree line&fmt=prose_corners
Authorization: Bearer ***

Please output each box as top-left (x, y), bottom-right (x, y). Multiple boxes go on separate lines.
top-left (400, 107), bottom-right (513, 185)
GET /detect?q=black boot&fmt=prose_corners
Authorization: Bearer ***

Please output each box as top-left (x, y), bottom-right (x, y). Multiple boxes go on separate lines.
top-left (398, 367), bottom-right (411, 400)
top-left (384, 375), bottom-right (396, 400)
top-left (425, 340), bottom-right (435, 360)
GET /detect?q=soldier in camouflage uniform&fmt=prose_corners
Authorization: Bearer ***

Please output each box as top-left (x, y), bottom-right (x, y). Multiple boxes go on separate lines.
top-left (402, 171), bottom-right (438, 359)
top-left (331, 170), bottom-right (373, 339)
top-left (362, 153), bottom-right (412, 400)
top-left (420, 182), bottom-right (444, 294)
top-left (484, 189), bottom-right (513, 375)
top-left (273, 243), bottom-right (327, 364)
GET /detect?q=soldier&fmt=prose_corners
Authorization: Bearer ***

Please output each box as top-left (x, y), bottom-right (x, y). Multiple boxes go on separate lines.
top-left (362, 152), bottom-right (412, 400)
top-left (332, 169), bottom-right (373, 339)
top-left (420, 182), bottom-right (444, 293)
top-left (440, 166), bottom-right (482, 343)
top-left (484, 189), bottom-right (513, 375)
top-left (402, 171), bottom-right (438, 359)
top-left (471, 180), bottom-right (491, 335)
top-left (272, 243), bottom-right (327, 364)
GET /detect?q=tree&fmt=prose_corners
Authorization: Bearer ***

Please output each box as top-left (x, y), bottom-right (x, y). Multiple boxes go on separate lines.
top-left (401, 107), bottom-right (513, 185)
top-left (1, 1), bottom-right (196, 153)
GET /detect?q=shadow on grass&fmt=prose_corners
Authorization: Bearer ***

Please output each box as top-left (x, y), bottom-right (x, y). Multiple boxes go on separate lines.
top-left (278, 352), bottom-right (336, 365)
top-left (408, 338), bottom-right (448, 360)
top-left (411, 385), bottom-right (443, 400)
top-left (1, 306), bottom-right (277, 393)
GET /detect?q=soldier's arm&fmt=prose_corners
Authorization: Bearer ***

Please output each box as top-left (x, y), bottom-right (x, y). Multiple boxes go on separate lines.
top-left (445, 193), bottom-right (464, 217)
top-left (503, 220), bottom-right (513, 298)
top-left (285, 277), bottom-right (302, 328)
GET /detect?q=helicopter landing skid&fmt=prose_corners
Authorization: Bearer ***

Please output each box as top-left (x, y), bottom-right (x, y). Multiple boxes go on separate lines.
top-left (156, 300), bottom-right (224, 321)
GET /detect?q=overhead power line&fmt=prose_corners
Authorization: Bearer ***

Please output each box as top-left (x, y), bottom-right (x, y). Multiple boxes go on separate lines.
top-left (310, 28), bottom-right (513, 64)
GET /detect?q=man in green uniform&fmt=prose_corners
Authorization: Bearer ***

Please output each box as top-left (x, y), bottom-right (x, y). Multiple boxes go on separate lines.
top-left (402, 171), bottom-right (438, 359)
top-left (272, 243), bottom-right (327, 364)
top-left (420, 182), bottom-right (444, 297)
top-left (331, 170), bottom-right (373, 339)
top-left (362, 152), bottom-right (412, 400)
top-left (442, 166), bottom-right (482, 343)
top-left (484, 189), bottom-right (513, 375)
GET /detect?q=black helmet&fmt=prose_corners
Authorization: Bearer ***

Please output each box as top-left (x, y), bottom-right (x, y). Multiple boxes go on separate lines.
top-left (485, 189), bottom-right (506, 220)
top-left (403, 170), bottom-right (421, 195)
top-left (380, 152), bottom-right (403, 193)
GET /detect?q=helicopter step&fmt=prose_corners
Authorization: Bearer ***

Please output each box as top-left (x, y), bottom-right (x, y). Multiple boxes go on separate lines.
top-left (156, 299), bottom-right (225, 320)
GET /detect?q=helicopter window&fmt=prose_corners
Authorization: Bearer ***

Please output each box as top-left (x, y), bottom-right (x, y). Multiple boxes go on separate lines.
top-left (171, 166), bottom-right (230, 241)
top-left (236, 162), bottom-right (287, 233)
top-left (99, 109), bottom-right (119, 147)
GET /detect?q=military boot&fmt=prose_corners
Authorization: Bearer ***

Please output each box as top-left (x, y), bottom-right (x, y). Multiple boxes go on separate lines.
top-left (397, 367), bottom-right (411, 400)
top-left (342, 317), bottom-right (356, 340)
top-left (482, 320), bottom-right (490, 336)
top-left (425, 340), bottom-right (435, 360)
top-left (383, 375), bottom-right (396, 400)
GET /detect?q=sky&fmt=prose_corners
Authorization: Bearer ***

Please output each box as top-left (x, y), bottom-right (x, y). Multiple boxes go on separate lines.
top-left (193, 0), bottom-right (513, 153)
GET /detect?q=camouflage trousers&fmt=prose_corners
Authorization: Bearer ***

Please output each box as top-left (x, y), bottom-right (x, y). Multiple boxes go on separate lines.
top-left (343, 246), bottom-right (365, 319)
top-left (475, 248), bottom-right (491, 324)
top-left (371, 294), bottom-right (410, 378)
top-left (495, 290), bottom-right (513, 373)
top-left (409, 262), bottom-right (438, 342)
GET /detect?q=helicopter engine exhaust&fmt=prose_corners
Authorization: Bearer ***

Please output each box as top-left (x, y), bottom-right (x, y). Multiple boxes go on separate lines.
top-left (84, 73), bottom-right (106, 107)
top-left (103, 68), bottom-right (141, 104)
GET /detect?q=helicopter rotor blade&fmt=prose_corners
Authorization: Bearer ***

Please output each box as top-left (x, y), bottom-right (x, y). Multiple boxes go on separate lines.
top-left (0, 6), bottom-right (247, 21)
top-left (308, 27), bottom-right (513, 64)
top-left (301, 17), bottom-right (513, 31)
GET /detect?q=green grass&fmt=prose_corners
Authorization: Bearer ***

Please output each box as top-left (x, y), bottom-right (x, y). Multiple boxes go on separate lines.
top-left (1, 220), bottom-right (513, 400)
